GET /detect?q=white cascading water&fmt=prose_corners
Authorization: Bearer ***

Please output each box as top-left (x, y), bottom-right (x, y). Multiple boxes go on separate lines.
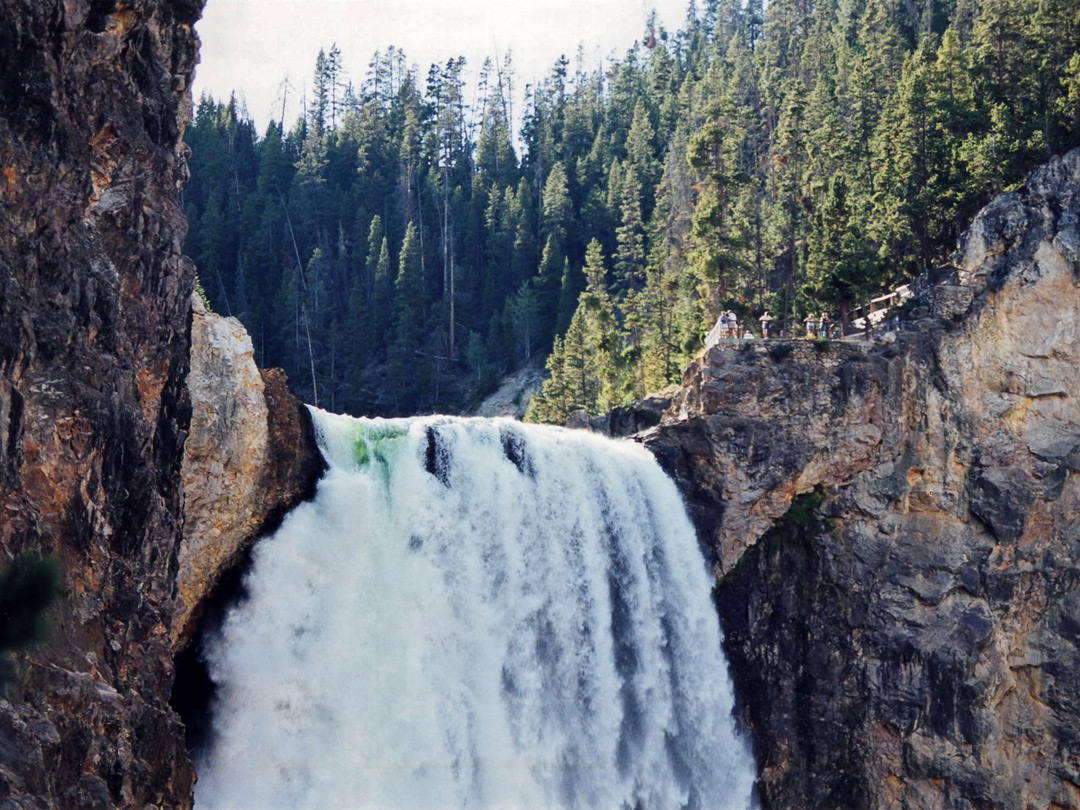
top-left (195, 410), bottom-right (756, 810)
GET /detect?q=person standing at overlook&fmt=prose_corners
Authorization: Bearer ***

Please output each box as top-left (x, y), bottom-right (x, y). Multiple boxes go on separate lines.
top-left (759, 311), bottom-right (773, 338)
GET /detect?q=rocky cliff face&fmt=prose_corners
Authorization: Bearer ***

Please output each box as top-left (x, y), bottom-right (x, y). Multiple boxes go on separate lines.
top-left (0, 2), bottom-right (323, 808)
top-left (647, 148), bottom-right (1080, 809)
top-left (0, 2), bottom-right (203, 806)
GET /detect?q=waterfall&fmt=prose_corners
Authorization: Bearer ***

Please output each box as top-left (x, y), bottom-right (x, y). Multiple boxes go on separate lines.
top-left (194, 411), bottom-right (755, 810)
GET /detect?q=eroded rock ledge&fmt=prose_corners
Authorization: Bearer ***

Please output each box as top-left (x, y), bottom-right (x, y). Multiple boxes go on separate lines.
top-left (646, 148), bottom-right (1080, 809)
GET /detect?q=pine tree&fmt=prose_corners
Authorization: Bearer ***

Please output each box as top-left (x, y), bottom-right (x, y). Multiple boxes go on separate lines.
top-left (540, 240), bottom-right (623, 416)
top-left (475, 56), bottom-right (519, 187)
top-left (510, 177), bottom-right (539, 288)
top-left (541, 161), bottom-right (572, 252)
top-left (1059, 53), bottom-right (1080, 145)
top-left (388, 222), bottom-right (425, 411)
top-left (506, 281), bottom-right (540, 361)
top-left (804, 175), bottom-right (876, 327)
top-left (686, 106), bottom-right (747, 312)
top-left (555, 257), bottom-right (584, 336)
top-left (614, 164), bottom-right (647, 289)
top-left (312, 49), bottom-right (330, 136)
top-left (871, 43), bottom-right (951, 277)
top-left (525, 334), bottom-right (572, 423)
top-left (535, 235), bottom-right (565, 338)
top-left (770, 79), bottom-right (808, 333)
top-left (625, 100), bottom-right (661, 214)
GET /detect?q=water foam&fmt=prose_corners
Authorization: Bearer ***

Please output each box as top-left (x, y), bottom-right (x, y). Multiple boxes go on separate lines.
top-left (195, 411), bottom-right (755, 809)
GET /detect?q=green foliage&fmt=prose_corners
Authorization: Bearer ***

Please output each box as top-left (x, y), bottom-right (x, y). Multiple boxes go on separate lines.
top-left (183, 4), bottom-right (1079, 418)
top-left (784, 486), bottom-right (828, 530)
top-left (768, 342), bottom-right (794, 361)
top-left (0, 552), bottom-right (62, 695)
top-left (193, 274), bottom-right (212, 312)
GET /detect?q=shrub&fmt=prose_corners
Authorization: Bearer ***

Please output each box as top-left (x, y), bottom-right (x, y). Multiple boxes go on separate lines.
top-left (768, 342), bottom-right (794, 361)
top-left (0, 552), bottom-right (61, 694)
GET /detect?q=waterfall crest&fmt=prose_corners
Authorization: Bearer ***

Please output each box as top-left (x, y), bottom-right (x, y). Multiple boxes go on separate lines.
top-left (195, 412), bottom-right (755, 809)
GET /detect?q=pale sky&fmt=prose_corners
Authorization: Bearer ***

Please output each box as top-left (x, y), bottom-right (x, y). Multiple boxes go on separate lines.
top-left (193, 0), bottom-right (690, 132)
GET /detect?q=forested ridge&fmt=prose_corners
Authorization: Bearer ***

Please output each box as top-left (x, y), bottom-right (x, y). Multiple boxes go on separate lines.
top-left (183, 0), bottom-right (1080, 421)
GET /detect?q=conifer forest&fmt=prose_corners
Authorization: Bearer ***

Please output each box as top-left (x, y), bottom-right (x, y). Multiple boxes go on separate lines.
top-left (182, 0), bottom-right (1080, 421)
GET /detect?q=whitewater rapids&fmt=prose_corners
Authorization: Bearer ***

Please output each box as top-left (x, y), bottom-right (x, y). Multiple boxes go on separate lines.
top-left (194, 411), bottom-right (755, 809)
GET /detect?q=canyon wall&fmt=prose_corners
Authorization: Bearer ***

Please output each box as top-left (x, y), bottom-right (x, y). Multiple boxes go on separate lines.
top-left (0, 3), bottom-right (322, 807)
top-left (0, 2), bottom-right (203, 806)
top-left (647, 148), bottom-right (1080, 809)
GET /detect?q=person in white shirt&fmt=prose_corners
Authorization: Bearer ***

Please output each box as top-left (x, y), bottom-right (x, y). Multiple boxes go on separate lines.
top-left (759, 311), bottom-right (773, 338)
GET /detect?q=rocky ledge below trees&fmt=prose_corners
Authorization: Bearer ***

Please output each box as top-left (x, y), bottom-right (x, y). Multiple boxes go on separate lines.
top-left (643, 147), bottom-right (1080, 809)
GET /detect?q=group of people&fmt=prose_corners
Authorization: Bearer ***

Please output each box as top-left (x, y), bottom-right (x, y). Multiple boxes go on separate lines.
top-left (804, 313), bottom-right (832, 340)
top-left (709, 309), bottom-right (837, 342)
top-left (714, 310), bottom-right (745, 339)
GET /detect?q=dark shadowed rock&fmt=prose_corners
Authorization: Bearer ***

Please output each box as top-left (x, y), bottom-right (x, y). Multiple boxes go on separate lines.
top-left (585, 388), bottom-right (676, 436)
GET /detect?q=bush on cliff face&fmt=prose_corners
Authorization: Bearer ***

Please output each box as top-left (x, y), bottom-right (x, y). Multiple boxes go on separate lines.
top-left (768, 342), bottom-right (795, 361)
top-left (784, 485), bottom-right (829, 530)
top-left (715, 485), bottom-right (832, 594)
top-left (0, 552), bottom-right (61, 694)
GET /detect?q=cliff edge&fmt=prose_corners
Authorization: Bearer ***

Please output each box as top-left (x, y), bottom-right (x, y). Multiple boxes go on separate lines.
top-left (647, 148), bottom-right (1080, 809)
